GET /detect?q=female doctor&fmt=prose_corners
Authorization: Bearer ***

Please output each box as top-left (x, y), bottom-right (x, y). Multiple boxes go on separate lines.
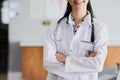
top-left (44, 0), bottom-right (109, 80)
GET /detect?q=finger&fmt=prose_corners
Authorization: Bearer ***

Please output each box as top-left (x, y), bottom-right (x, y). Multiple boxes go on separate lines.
top-left (55, 53), bottom-right (62, 58)
top-left (88, 54), bottom-right (93, 57)
top-left (55, 53), bottom-right (60, 56)
top-left (92, 52), bottom-right (97, 56)
top-left (93, 52), bottom-right (97, 57)
top-left (88, 52), bottom-right (97, 57)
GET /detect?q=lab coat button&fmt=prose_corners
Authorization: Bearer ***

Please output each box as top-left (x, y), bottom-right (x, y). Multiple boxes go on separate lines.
top-left (70, 49), bottom-right (72, 52)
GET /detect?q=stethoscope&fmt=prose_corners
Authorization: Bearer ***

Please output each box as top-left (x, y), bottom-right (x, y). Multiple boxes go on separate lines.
top-left (51, 15), bottom-right (95, 52)
top-left (51, 22), bottom-right (66, 52)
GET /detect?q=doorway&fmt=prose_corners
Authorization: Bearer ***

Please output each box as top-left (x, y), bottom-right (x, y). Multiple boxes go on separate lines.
top-left (0, 0), bottom-right (9, 73)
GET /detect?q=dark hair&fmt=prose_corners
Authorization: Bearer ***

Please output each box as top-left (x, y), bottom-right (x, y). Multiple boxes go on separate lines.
top-left (58, 0), bottom-right (95, 24)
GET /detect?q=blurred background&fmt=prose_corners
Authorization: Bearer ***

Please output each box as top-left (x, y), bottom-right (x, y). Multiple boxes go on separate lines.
top-left (0, 0), bottom-right (120, 80)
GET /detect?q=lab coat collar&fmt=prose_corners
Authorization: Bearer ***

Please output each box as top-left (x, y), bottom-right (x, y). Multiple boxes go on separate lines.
top-left (67, 11), bottom-right (92, 27)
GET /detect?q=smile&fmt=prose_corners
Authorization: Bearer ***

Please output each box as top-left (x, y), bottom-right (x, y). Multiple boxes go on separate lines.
top-left (74, 0), bottom-right (84, 5)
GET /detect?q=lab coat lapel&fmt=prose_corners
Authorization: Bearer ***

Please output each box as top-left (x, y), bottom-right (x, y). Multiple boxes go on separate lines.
top-left (69, 23), bottom-right (90, 55)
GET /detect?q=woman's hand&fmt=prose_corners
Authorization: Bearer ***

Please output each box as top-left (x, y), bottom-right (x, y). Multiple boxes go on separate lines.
top-left (88, 51), bottom-right (97, 57)
top-left (55, 52), bottom-right (66, 63)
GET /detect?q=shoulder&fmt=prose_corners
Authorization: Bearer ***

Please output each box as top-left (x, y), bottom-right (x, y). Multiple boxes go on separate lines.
top-left (49, 18), bottom-right (67, 29)
top-left (46, 18), bottom-right (67, 33)
top-left (93, 18), bottom-right (107, 28)
top-left (93, 18), bottom-right (108, 32)
top-left (93, 18), bottom-right (109, 41)
top-left (93, 18), bottom-right (109, 45)
top-left (58, 17), bottom-right (67, 25)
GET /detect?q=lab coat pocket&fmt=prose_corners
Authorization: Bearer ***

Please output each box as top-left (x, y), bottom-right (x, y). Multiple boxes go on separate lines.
top-left (79, 40), bottom-right (94, 51)
top-left (78, 40), bottom-right (94, 56)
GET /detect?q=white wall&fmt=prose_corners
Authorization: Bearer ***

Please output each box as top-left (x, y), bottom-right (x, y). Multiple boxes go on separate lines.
top-left (92, 0), bottom-right (120, 42)
top-left (9, 0), bottom-right (66, 71)
top-left (9, 0), bottom-right (48, 71)
top-left (9, 0), bottom-right (120, 71)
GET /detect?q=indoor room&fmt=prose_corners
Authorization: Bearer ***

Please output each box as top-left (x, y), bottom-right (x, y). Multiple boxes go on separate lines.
top-left (0, 0), bottom-right (120, 80)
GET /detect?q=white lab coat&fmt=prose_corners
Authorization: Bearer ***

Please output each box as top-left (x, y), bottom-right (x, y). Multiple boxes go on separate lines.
top-left (44, 13), bottom-right (109, 80)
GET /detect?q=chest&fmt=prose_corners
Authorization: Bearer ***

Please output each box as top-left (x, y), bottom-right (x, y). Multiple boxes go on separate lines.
top-left (56, 23), bottom-right (93, 56)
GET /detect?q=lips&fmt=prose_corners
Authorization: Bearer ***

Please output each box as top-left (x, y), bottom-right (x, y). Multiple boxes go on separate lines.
top-left (74, 0), bottom-right (84, 5)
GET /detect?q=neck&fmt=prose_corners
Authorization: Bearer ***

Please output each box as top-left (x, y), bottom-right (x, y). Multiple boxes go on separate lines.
top-left (72, 8), bottom-right (87, 26)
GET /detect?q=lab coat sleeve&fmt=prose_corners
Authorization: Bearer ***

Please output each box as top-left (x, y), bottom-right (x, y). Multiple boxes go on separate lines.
top-left (43, 25), bottom-right (76, 79)
top-left (65, 22), bottom-right (109, 73)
